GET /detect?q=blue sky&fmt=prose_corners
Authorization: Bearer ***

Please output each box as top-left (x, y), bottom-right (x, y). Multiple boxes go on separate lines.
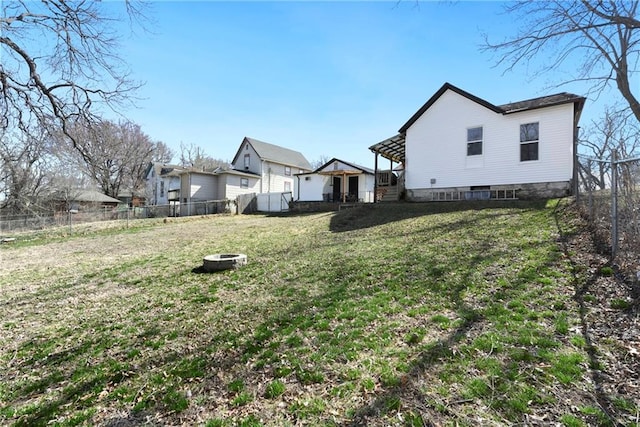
top-left (116, 1), bottom-right (621, 168)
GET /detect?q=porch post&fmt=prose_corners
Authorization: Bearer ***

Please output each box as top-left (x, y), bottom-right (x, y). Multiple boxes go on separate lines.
top-left (374, 153), bottom-right (378, 203)
top-left (342, 172), bottom-right (347, 203)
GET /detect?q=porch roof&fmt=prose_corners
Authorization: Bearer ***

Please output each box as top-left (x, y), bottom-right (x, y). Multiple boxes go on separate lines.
top-left (369, 133), bottom-right (405, 164)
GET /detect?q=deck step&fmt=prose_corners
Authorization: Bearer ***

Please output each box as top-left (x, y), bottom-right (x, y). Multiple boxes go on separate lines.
top-left (379, 186), bottom-right (398, 202)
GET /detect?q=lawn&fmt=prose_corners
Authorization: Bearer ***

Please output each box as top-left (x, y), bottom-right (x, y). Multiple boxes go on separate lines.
top-left (0, 200), bottom-right (637, 426)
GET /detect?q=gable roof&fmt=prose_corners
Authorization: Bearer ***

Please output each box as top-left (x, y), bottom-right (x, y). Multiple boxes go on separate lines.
top-left (53, 189), bottom-right (121, 204)
top-left (232, 137), bottom-right (312, 170)
top-left (498, 92), bottom-right (586, 114)
top-left (145, 162), bottom-right (189, 179)
top-left (398, 82), bottom-right (585, 133)
top-left (314, 158), bottom-right (374, 174)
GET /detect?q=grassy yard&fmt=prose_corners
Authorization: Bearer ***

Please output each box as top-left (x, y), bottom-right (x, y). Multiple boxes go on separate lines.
top-left (0, 200), bottom-right (637, 426)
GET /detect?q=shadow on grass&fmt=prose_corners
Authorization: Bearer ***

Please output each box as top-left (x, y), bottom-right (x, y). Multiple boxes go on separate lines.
top-left (1, 200), bottom-right (562, 426)
top-left (553, 199), bottom-right (629, 426)
top-left (328, 200), bottom-right (549, 233)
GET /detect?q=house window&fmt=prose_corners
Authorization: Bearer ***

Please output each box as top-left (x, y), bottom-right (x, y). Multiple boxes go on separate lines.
top-left (160, 181), bottom-right (165, 197)
top-left (284, 181), bottom-right (291, 192)
top-left (240, 178), bottom-right (249, 188)
top-left (520, 122), bottom-right (539, 161)
top-left (244, 154), bottom-right (250, 169)
top-left (467, 127), bottom-right (483, 156)
top-left (284, 166), bottom-right (291, 176)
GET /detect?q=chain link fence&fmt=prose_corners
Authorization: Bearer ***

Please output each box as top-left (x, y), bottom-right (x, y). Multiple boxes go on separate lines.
top-left (0, 200), bottom-right (234, 235)
top-left (577, 154), bottom-right (640, 277)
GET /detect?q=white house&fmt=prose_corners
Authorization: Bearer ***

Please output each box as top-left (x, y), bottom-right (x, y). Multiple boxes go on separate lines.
top-left (296, 158), bottom-right (375, 203)
top-left (175, 137), bottom-right (312, 215)
top-left (178, 168), bottom-right (260, 216)
top-left (230, 137), bottom-right (312, 195)
top-left (144, 163), bottom-right (187, 205)
top-left (370, 83), bottom-right (586, 201)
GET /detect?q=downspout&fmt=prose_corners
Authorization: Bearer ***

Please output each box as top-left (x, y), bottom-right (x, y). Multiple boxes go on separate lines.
top-left (260, 160), bottom-right (264, 193)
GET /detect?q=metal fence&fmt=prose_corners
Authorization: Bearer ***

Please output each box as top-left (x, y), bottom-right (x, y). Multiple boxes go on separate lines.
top-left (0, 200), bottom-right (234, 235)
top-left (577, 153), bottom-right (640, 275)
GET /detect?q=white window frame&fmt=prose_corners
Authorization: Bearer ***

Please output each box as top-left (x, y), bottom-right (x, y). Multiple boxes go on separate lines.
top-left (240, 178), bottom-right (249, 188)
top-left (520, 122), bottom-right (539, 162)
top-left (284, 181), bottom-right (291, 192)
top-left (284, 166), bottom-right (291, 176)
top-left (467, 126), bottom-right (483, 156)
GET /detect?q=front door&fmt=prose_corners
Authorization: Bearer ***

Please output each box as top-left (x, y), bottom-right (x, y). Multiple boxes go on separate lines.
top-left (332, 177), bottom-right (341, 202)
top-left (348, 176), bottom-right (359, 201)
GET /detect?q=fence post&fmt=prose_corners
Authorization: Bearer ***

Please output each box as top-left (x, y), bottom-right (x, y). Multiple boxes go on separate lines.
top-left (611, 151), bottom-right (618, 260)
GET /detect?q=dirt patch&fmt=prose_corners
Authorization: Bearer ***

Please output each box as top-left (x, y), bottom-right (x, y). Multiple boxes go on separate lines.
top-left (556, 203), bottom-right (640, 425)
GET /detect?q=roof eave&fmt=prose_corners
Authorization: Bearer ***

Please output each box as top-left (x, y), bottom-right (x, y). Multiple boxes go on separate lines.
top-left (398, 82), bottom-right (503, 133)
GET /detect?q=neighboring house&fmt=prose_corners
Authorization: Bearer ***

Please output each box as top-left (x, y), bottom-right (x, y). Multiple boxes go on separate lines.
top-left (296, 158), bottom-right (375, 203)
top-left (116, 190), bottom-right (145, 207)
top-left (177, 137), bottom-right (310, 215)
top-left (230, 137), bottom-right (312, 195)
top-left (144, 163), bottom-right (188, 206)
top-left (370, 82), bottom-right (586, 201)
top-left (52, 189), bottom-right (121, 213)
top-left (178, 168), bottom-right (260, 216)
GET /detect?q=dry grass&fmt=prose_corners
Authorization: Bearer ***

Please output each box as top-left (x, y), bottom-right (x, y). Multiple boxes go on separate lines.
top-left (1, 201), bottom-right (638, 426)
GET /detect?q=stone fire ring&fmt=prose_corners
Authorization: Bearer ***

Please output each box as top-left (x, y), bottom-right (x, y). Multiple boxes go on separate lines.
top-left (203, 253), bottom-right (248, 272)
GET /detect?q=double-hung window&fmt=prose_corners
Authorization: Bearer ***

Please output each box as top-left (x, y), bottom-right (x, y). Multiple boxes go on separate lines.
top-left (240, 178), bottom-right (249, 188)
top-left (467, 127), bottom-right (483, 156)
top-left (284, 166), bottom-right (291, 176)
top-left (520, 122), bottom-right (539, 161)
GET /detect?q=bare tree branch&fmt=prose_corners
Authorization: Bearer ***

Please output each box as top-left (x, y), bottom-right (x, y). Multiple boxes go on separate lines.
top-left (483, 1), bottom-right (640, 122)
top-left (0, 0), bottom-right (146, 160)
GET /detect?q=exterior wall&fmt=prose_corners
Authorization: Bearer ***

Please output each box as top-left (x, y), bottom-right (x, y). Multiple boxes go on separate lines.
top-left (405, 90), bottom-right (575, 199)
top-left (407, 181), bottom-right (570, 201)
top-left (152, 176), bottom-right (180, 205)
top-left (261, 160), bottom-right (297, 194)
top-left (232, 142), bottom-right (261, 175)
top-left (222, 174), bottom-right (261, 200)
top-left (297, 172), bottom-right (375, 202)
top-left (297, 174), bottom-right (325, 201)
top-left (182, 173), bottom-right (218, 202)
top-left (363, 174), bottom-right (376, 203)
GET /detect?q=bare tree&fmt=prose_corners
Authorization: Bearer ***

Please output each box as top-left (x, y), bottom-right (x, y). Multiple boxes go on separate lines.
top-left (310, 155), bottom-right (331, 170)
top-left (0, 129), bottom-right (55, 214)
top-left (62, 119), bottom-right (155, 199)
top-left (0, 0), bottom-right (145, 157)
top-left (178, 142), bottom-right (229, 171)
top-left (483, 1), bottom-right (640, 122)
top-left (580, 106), bottom-right (640, 190)
top-left (153, 141), bottom-right (176, 164)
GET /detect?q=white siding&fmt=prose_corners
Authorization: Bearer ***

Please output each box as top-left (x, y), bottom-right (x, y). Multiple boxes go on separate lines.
top-left (232, 142), bottom-right (260, 175)
top-left (297, 174), bottom-right (326, 201)
top-left (297, 170), bottom-right (376, 202)
top-left (187, 173), bottom-right (218, 201)
top-left (261, 160), bottom-right (296, 194)
top-left (405, 90), bottom-right (575, 191)
top-left (223, 174), bottom-right (261, 200)
top-left (318, 160), bottom-right (357, 173)
top-left (363, 174), bottom-right (376, 203)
